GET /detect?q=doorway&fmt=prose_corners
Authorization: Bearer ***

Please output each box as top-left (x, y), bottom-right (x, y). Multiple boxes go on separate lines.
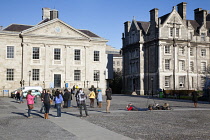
top-left (54, 74), bottom-right (61, 88)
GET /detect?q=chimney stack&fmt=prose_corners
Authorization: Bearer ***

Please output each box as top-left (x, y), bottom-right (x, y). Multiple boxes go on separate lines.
top-left (177, 2), bottom-right (187, 21)
top-left (150, 8), bottom-right (159, 26)
top-left (42, 8), bottom-right (51, 20)
top-left (194, 8), bottom-right (207, 26)
top-left (50, 9), bottom-right (59, 20)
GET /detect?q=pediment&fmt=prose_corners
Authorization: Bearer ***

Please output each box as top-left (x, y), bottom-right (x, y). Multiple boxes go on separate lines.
top-left (21, 19), bottom-right (89, 39)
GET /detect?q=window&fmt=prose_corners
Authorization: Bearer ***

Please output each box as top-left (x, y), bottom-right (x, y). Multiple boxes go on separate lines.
top-left (94, 51), bottom-right (100, 61)
top-left (117, 61), bottom-right (120, 66)
top-left (74, 49), bottom-right (80, 60)
top-left (7, 46), bottom-right (14, 58)
top-left (201, 33), bottom-right (205, 41)
top-left (179, 76), bottom-right (185, 87)
top-left (201, 62), bottom-right (206, 72)
top-left (54, 48), bottom-right (61, 60)
top-left (201, 77), bottom-right (205, 88)
top-left (179, 47), bottom-right (184, 55)
top-left (165, 59), bottom-right (170, 70)
top-left (170, 27), bottom-right (173, 37)
top-left (201, 49), bottom-right (206, 56)
top-left (74, 70), bottom-right (81, 81)
top-left (176, 28), bottom-right (179, 37)
top-left (179, 60), bottom-right (185, 71)
top-left (117, 68), bottom-right (120, 72)
top-left (190, 61), bottom-right (194, 72)
top-left (113, 61), bottom-right (115, 66)
top-left (190, 47), bottom-right (193, 56)
top-left (33, 47), bottom-right (39, 59)
top-left (165, 76), bottom-right (170, 87)
top-left (165, 46), bottom-right (170, 54)
top-left (32, 69), bottom-right (39, 81)
top-left (7, 69), bottom-right (14, 80)
top-left (94, 70), bottom-right (100, 81)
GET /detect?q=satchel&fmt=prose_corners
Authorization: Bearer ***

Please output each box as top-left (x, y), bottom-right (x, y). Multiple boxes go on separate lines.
top-left (28, 104), bottom-right (34, 109)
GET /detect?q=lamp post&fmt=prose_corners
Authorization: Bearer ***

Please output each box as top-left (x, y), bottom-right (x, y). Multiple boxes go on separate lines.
top-left (29, 71), bottom-right (31, 86)
top-left (151, 77), bottom-right (154, 97)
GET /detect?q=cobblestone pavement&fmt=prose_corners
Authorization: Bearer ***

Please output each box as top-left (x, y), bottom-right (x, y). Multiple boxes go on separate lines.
top-left (1, 95), bottom-right (210, 140)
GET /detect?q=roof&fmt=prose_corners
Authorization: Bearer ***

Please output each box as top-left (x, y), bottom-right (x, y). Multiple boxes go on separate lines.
top-left (3, 24), bottom-right (33, 32)
top-left (188, 20), bottom-right (200, 36)
top-left (79, 29), bottom-right (100, 38)
top-left (113, 54), bottom-right (122, 57)
top-left (159, 13), bottom-right (170, 24)
top-left (136, 21), bottom-right (150, 34)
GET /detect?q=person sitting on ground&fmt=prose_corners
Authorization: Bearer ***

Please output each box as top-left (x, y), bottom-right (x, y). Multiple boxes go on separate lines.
top-left (126, 103), bottom-right (139, 111)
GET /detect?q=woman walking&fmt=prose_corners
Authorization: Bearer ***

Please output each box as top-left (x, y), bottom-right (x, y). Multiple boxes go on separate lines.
top-left (26, 90), bottom-right (35, 118)
top-left (54, 90), bottom-right (63, 117)
top-left (43, 90), bottom-right (53, 119)
top-left (106, 87), bottom-right (112, 113)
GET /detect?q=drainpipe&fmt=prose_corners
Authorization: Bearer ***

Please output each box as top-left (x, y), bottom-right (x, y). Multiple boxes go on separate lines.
top-left (19, 33), bottom-right (24, 88)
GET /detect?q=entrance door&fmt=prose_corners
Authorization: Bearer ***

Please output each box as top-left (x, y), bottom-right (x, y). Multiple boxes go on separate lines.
top-left (54, 74), bottom-right (61, 88)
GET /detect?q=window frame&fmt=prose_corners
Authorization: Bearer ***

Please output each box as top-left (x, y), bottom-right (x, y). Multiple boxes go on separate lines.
top-left (32, 69), bottom-right (39, 81)
top-left (201, 49), bottom-right (206, 57)
top-left (74, 70), bottom-right (81, 81)
top-left (165, 59), bottom-right (170, 70)
top-left (7, 46), bottom-right (14, 58)
top-left (6, 69), bottom-right (14, 81)
top-left (179, 76), bottom-right (185, 88)
top-left (165, 76), bottom-right (170, 88)
top-left (54, 48), bottom-right (61, 60)
top-left (32, 47), bottom-right (40, 60)
top-left (94, 51), bottom-right (100, 61)
top-left (165, 46), bottom-right (171, 54)
top-left (74, 49), bottom-right (81, 61)
top-left (94, 70), bottom-right (100, 81)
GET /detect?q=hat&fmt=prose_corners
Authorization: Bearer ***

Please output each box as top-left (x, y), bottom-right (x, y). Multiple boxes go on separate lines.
top-left (98, 89), bottom-right (101, 92)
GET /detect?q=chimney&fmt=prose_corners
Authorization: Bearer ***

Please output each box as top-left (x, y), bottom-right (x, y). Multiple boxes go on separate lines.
top-left (50, 9), bottom-right (59, 20)
top-left (150, 8), bottom-right (159, 26)
top-left (177, 2), bottom-right (187, 21)
top-left (194, 8), bottom-right (207, 26)
top-left (124, 21), bottom-right (131, 37)
top-left (42, 8), bottom-right (51, 20)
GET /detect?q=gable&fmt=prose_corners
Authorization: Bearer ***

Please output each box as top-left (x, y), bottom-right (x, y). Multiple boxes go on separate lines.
top-left (21, 19), bottom-right (90, 39)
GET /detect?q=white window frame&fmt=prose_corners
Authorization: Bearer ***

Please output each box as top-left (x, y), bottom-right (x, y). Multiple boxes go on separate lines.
top-left (165, 59), bottom-right (170, 70)
top-left (74, 49), bottom-right (81, 61)
top-left (54, 48), bottom-right (61, 60)
top-left (74, 70), bottom-right (81, 81)
top-left (33, 47), bottom-right (40, 60)
top-left (6, 69), bottom-right (14, 81)
top-left (94, 70), bottom-right (100, 81)
top-left (190, 47), bottom-right (193, 56)
top-left (165, 76), bottom-right (170, 87)
top-left (179, 47), bottom-right (184, 55)
top-left (94, 51), bottom-right (100, 61)
top-left (165, 46), bottom-right (171, 54)
top-left (179, 76), bottom-right (185, 88)
top-left (190, 61), bottom-right (194, 72)
top-left (32, 69), bottom-right (39, 81)
top-left (179, 60), bottom-right (185, 71)
top-left (176, 28), bottom-right (179, 37)
top-left (201, 33), bottom-right (205, 41)
top-left (201, 49), bottom-right (206, 56)
top-left (7, 46), bottom-right (14, 58)
top-left (201, 62), bottom-right (206, 72)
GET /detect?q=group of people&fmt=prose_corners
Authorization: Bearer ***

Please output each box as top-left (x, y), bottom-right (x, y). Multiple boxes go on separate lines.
top-left (24, 87), bottom-right (112, 119)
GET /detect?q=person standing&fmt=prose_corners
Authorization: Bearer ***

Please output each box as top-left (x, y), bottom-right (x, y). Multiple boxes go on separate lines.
top-left (40, 89), bottom-right (46, 113)
top-left (77, 88), bottom-right (89, 117)
top-left (106, 87), bottom-right (112, 113)
top-left (88, 89), bottom-right (96, 108)
top-left (16, 90), bottom-right (20, 103)
top-left (43, 90), bottom-right (53, 119)
top-left (54, 90), bottom-right (63, 117)
top-left (67, 89), bottom-right (72, 108)
top-left (63, 89), bottom-right (70, 108)
top-left (19, 90), bottom-right (24, 104)
top-left (26, 90), bottom-right (35, 118)
top-left (97, 89), bottom-right (103, 108)
top-left (192, 90), bottom-right (198, 108)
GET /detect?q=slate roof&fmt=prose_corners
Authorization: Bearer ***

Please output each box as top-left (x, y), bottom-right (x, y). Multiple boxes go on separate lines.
top-left (3, 24), bottom-right (33, 32)
top-left (188, 20), bottom-right (200, 36)
top-left (79, 29), bottom-right (100, 38)
top-left (159, 13), bottom-right (170, 24)
top-left (136, 21), bottom-right (150, 35)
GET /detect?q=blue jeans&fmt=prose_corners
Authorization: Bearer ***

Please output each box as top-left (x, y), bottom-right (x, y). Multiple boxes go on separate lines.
top-left (67, 100), bottom-right (71, 107)
top-left (56, 103), bottom-right (61, 117)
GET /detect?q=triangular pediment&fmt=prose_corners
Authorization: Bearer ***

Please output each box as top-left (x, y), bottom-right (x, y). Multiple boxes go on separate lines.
top-left (162, 7), bottom-right (186, 28)
top-left (21, 19), bottom-right (90, 39)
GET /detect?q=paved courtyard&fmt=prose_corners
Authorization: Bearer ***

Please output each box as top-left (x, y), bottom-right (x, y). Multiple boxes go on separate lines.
top-left (0, 94), bottom-right (210, 140)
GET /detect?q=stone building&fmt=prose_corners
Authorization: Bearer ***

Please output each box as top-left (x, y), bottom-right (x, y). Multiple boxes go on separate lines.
top-left (0, 8), bottom-right (109, 96)
top-left (122, 2), bottom-right (210, 95)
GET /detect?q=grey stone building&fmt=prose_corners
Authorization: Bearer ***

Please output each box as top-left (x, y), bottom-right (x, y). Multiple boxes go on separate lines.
top-left (0, 8), bottom-right (109, 96)
top-left (122, 2), bottom-right (210, 95)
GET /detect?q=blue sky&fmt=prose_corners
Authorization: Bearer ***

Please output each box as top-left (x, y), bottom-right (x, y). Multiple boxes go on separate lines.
top-left (0, 0), bottom-right (210, 49)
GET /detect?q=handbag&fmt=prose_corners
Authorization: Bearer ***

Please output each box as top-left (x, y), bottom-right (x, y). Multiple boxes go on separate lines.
top-left (28, 104), bottom-right (34, 109)
top-left (50, 100), bottom-right (53, 104)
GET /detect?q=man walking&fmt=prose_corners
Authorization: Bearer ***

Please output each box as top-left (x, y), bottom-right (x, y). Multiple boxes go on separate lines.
top-left (77, 88), bottom-right (89, 118)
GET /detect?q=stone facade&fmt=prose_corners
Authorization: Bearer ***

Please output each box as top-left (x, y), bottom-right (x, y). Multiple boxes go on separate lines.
top-left (0, 8), bottom-right (108, 96)
top-left (122, 2), bottom-right (210, 95)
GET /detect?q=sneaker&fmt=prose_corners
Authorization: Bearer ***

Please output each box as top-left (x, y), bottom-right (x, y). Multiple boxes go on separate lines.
top-left (28, 116), bottom-right (33, 118)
